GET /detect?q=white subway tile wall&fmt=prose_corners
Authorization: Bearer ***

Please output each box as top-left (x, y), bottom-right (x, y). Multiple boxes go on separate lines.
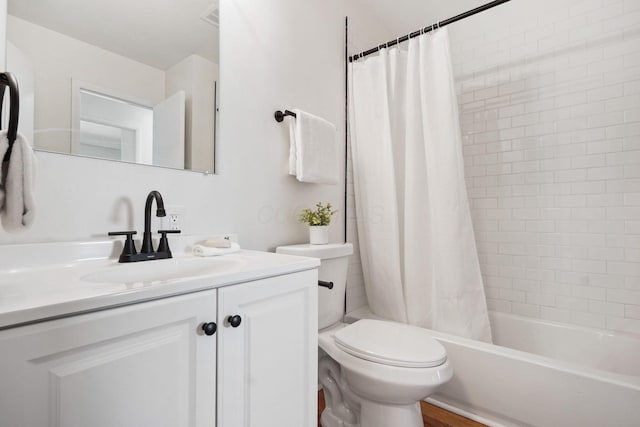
top-left (453, 0), bottom-right (640, 333)
top-left (345, 0), bottom-right (640, 333)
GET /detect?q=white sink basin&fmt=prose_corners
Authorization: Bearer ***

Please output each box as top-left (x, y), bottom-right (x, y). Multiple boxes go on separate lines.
top-left (81, 256), bottom-right (245, 285)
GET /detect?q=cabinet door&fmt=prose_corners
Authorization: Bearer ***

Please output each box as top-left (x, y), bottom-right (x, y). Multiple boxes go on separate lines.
top-left (0, 290), bottom-right (217, 427)
top-left (217, 270), bottom-right (318, 427)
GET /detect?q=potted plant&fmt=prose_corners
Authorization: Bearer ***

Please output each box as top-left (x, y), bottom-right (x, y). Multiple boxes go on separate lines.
top-left (298, 202), bottom-right (337, 245)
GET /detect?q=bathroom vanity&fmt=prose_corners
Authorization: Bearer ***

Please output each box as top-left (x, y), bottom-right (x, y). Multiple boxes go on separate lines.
top-left (0, 240), bottom-right (319, 427)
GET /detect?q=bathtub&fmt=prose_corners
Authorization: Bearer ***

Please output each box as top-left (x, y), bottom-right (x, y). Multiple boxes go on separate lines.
top-left (346, 309), bottom-right (640, 427)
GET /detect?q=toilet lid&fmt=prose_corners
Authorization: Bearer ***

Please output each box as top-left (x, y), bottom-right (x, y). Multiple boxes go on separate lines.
top-left (333, 319), bottom-right (447, 368)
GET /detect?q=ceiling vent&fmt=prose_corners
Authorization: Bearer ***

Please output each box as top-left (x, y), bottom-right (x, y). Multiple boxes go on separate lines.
top-left (200, 2), bottom-right (219, 28)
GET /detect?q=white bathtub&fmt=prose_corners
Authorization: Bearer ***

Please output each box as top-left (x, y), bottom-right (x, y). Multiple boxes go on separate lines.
top-left (346, 309), bottom-right (640, 427)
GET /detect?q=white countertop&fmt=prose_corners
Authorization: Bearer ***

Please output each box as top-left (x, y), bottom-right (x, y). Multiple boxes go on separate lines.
top-left (0, 237), bottom-right (319, 330)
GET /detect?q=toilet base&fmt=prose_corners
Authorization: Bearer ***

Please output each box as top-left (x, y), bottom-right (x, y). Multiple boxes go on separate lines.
top-left (319, 354), bottom-right (424, 427)
top-left (320, 408), bottom-right (359, 427)
top-left (319, 356), bottom-right (360, 427)
top-left (360, 400), bottom-right (423, 427)
top-left (321, 398), bottom-right (422, 427)
top-left (319, 322), bottom-right (452, 427)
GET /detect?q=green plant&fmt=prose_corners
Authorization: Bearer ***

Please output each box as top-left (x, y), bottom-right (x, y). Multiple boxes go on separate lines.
top-left (298, 202), bottom-right (337, 226)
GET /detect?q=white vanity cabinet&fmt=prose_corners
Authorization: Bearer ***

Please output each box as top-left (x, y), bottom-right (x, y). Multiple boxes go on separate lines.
top-left (217, 270), bottom-right (318, 427)
top-left (0, 289), bottom-right (218, 427)
top-left (0, 269), bottom-right (317, 427)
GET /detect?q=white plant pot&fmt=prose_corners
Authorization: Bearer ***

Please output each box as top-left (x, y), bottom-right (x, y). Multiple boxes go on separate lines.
top-left (309, 226), bottom-right (329, 245)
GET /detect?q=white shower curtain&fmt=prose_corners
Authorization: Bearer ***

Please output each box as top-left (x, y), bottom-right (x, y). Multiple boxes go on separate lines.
top-left (349, 28), bottom-right (492, 343)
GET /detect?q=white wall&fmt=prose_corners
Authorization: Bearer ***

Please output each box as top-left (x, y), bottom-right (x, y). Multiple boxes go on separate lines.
top-left (7, 15), bottom-right (166, 153)
top-left (166, 55), bottom-right (217, 172)
top-left (0, 0), bottom-right (7, 128)
top-left (219, 0), bottom-right (347, 251)
top-left (0, 0), bottom-right (5, 68)
top-left (6, 40), bottom-right (34, 142)
top-left (449, 0), bottom-right (640, 334)
top-left (0, 0), bottom-right (349, 254)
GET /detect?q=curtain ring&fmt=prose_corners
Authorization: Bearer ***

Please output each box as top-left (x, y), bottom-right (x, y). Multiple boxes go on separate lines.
top-left (437, 21), bottom-right (440, 30)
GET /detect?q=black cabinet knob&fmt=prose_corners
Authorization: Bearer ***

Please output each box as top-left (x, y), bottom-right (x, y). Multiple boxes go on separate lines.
top-left (227, 315), bottom-right (242, 328)
top-left (202, 322), bottom-right (217, 336)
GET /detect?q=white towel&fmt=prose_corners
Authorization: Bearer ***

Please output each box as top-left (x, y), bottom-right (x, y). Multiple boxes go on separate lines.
top-left (0, 131), bottom-right (36, 232)
top-left (202, 238), bottom-right (232, 248)
top-left (193, 241), bottom-right (240, 257)
top-left (287, 109), bottom-right (338, 184)
top-left (288, 115), bottom-right (298, 175)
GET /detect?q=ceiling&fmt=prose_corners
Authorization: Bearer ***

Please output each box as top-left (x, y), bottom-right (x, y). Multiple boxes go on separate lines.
top-left (8, 0), bottom-right (219, 70)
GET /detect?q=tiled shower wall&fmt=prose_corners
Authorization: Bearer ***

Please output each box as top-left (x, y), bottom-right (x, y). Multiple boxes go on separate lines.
top-left (451, 0), bottom-right (640, 333)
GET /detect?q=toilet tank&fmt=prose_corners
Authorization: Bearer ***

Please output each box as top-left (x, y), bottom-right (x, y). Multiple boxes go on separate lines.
top-left (276, 243), bottom-right (353, 329)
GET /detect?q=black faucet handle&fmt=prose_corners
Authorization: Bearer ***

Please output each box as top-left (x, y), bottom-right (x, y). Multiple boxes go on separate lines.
top-left (108, 231), bottom-right (138, 261)
top-left (108, 231), bottom-right (137, 237)
top-left (157, 229), bottom-right (181, 257)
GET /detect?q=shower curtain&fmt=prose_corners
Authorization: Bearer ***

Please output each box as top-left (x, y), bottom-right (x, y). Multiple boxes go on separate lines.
top-left (349, 28), bottom-right (492, 343)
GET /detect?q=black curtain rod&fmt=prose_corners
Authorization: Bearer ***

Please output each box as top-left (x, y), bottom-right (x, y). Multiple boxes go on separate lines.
top-left (349, 0), bottom-right (512, 62)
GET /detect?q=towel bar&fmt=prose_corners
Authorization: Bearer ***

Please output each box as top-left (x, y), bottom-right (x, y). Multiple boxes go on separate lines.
top-left (274, 109), bottom-right (297, 122)
top-left (0, 72), bottom-right (20, 162)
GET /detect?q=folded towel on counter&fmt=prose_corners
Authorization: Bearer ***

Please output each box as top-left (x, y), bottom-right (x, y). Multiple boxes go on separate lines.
top-left (193, 241), bottom-right (240, 257)
top-left (202, 238), bottom-right (232, 248)
top-left (288, 109), bottom-right (338, 184)
top-left (0, 131), bottom-right (36, 232)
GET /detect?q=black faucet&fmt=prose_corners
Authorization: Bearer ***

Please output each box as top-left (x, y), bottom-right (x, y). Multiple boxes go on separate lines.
top-left (141, 190), bottom-right (166, 254)
top-left (108, 190), bottom-right (181, 263)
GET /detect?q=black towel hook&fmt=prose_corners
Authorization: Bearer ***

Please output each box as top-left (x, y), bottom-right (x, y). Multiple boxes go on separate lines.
top-left (0, 72), bottom-right (20, 162)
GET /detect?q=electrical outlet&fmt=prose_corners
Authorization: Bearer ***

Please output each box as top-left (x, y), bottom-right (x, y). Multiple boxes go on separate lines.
top-left (168, 214), bottom-right (181, 230)
top-left (162, 205), bottom-right (184, 231)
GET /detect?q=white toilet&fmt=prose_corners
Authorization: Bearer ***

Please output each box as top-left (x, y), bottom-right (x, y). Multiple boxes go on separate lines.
top-left (276, 243), bottom-right (453, 427)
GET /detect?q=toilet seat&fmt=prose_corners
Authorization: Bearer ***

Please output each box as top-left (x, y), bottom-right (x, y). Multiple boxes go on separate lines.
top-left (319, 321), bottom-right (453, 408)
top-left (333, 319), bottom-right (447, 368)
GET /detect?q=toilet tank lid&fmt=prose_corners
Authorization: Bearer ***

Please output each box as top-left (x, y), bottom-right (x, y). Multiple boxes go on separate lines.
top-left (276, 243), bottom-right (353, 260)
top-left (333, 319), bottom-right (447, 368)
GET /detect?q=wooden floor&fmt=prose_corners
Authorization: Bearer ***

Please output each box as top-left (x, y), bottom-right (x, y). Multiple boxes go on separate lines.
top-left (419, 401), bottom-right (487, 427)
top-left (318, 390), bottom-right (486, 427)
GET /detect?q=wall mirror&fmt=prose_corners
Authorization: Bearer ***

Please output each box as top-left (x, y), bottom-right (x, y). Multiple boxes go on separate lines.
top-left (6, 0), bottom-right (219, 173)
